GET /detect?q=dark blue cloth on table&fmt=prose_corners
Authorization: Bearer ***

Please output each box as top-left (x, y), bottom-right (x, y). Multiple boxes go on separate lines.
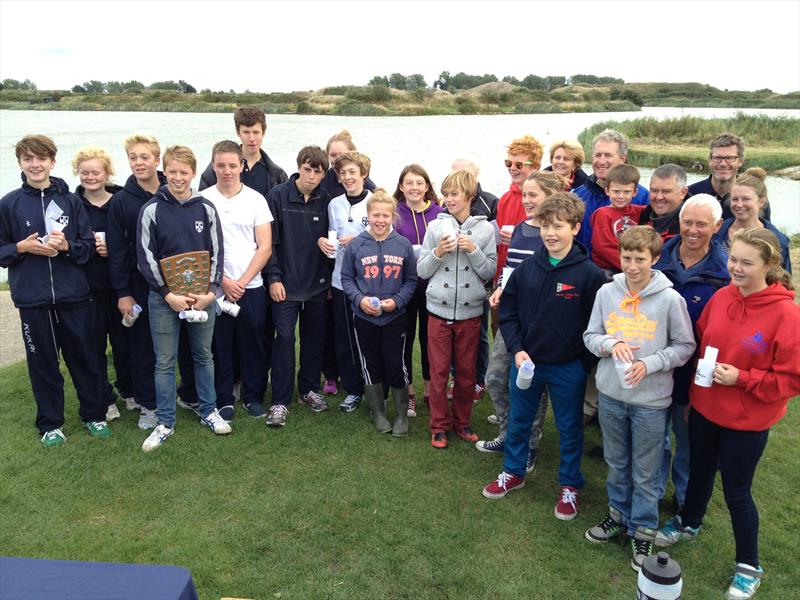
top-left (0, 556), bottom-right (198, 600)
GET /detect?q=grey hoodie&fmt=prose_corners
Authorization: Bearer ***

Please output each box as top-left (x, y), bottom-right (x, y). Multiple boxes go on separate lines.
top-left (583, 270), bottom-right (696, 408)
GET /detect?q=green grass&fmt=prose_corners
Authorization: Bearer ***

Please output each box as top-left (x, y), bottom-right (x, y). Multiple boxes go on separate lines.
top-left (1, 353), bottom-right (798, 599)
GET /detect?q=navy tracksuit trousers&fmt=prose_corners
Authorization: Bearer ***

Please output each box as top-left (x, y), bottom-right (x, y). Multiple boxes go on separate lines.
top-left (19, 301), bottom-right (106, 433)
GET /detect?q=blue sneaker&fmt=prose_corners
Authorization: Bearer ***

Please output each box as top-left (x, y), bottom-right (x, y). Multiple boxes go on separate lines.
top-left (339, 394), bottom-right (362, 413)
top-left (526, 449), bottom-right (537, 474)
top-left (724, 563), bottom-right (763, 600)
top-left (475, 437), bottom-right (504, 453)
top-left (655, 515), bottom-right (700, 547)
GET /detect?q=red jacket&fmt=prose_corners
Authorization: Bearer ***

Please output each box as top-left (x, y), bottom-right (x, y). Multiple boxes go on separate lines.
top-left (590, 204), bottom-right (646, 270)
top-left (494, 183), bottom-right (527, 282)
top-left (691, 283), bottom-right (800, 431)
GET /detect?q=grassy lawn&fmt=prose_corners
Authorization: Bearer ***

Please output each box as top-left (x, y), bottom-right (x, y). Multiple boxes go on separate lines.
top-left (0, 354), bottom-right (797, 599)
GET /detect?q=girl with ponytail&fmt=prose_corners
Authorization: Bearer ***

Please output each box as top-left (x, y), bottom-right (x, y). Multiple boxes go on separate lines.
top-left (657, 227), bottom-right (799, 600)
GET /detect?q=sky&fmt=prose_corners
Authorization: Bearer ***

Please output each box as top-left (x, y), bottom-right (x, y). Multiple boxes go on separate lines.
top-left (1, 0), bottom-right (799, 94)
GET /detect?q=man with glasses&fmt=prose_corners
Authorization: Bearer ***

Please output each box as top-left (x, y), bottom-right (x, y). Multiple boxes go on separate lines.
top-left (687, 133), bottom-right (770, 221)
top-left (653, 194), bottom-right (729, 514)
top-left (574, 129), bottom-right (649, 256)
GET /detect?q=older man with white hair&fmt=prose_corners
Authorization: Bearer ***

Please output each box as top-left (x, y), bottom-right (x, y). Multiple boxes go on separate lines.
top-left (654, 194), bottom-right (730, 512)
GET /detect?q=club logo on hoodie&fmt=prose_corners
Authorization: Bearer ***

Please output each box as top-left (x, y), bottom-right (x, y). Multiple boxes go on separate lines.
top-left (556, 282), bottom-right (579, 299)
top-left (742, 330), bottom-right (769, 356)
top-left (195, 221), bottom-right (204, 233)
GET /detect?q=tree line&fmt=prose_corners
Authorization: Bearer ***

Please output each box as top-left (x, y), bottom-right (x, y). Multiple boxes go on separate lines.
top-left (367, 72), bottom-right (625, 91)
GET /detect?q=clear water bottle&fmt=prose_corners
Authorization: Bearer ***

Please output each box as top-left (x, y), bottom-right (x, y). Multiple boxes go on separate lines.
top-left (369, 297), bottom-right (382, 315)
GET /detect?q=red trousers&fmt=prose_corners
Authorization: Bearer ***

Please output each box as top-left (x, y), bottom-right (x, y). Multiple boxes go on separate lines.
top-left (427, 314), bottom-right (481, 434)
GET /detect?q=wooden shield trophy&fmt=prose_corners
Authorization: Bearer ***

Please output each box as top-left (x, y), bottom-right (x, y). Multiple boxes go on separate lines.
top-left (159, 251), bottom-right (211, 296)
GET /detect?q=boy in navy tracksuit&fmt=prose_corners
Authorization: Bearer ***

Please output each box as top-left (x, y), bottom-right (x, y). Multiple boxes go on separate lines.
top-left (137, 146), bottom-right (229, 452)
top-left (264, 146), bottom-right (331, 426)
top-left (0, 135), bottom-right (110, 445)
top-left (340, 190), bottom-right (418, 435)
top-left (482, 192), bottom-right (606, 521)
top-left (73, 146), bottom-right (131, 421)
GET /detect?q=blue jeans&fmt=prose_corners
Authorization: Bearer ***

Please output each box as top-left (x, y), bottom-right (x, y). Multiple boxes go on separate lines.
top-left (504, 360), bottom-right (585, 487)
top-left (599, 393), bottom-right (667, 534)
top-left (149, 291), bottom-right (217, 427)
top-left (657, 402), bottom-right (690, 506)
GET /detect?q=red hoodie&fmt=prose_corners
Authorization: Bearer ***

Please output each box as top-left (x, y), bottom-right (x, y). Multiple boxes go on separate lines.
top-left (494, 182), bottom-right (527, 282)
top-left (691, 283), bottom-right (800, 431)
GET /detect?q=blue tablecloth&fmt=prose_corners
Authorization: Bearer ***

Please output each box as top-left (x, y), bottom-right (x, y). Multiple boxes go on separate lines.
top-left (0, 556), bottom-right (199, 600)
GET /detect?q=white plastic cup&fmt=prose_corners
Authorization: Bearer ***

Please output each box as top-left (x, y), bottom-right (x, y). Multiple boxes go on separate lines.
top-left (501, 224), bottom-right (514, 244)
top-left (369, 296), bottom-right (382, 315)
top-left (95, 231), bottom-right (106, 243)
top-left (327, 230), bottom-right (338, 258)
top-left (501, 266), bottom-right (515, 289)
top-left (412, 244), bottom-right (422, 259)
top-left (442, 221), bottom-right (458, 240)
top-left (615, 358), bottom-right (637, 389)
top-left (179, 309), bottom-right (208, 323)
top-left (694, 345), bottom-right (719, 388)
top-left (515, 360), bottom-right (535, 390)
top-left (121, 303), bottom-right (142, 328)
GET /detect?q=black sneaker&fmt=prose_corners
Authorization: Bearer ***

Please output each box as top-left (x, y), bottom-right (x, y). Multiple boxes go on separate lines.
top-left (218, 405), bottom-right (235, 422)
top-left (585, 512), bottom-right (622, 543)
top-left (244, 401), bottom-right (267, 417)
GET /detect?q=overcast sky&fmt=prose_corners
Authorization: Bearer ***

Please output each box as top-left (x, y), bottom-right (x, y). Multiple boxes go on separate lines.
top-left (1, 0), bottom-right (799, 94)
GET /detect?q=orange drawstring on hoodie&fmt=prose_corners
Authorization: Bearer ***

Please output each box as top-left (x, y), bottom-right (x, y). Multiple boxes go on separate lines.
top-left (620, 292), bottom-right (641, 315)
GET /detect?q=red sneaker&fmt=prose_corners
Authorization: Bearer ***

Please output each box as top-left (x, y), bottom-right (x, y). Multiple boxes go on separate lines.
top-left (555, 486), bottom-right (580, 520)
top-left (431, 432), bottom-right (448, 449)
top-left (482, 472), bottom-right (526, 499)
top-left (454, 427), bottom-right (479, 443)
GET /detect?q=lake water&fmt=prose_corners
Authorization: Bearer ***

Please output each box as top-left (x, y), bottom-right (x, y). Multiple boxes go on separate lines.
top-left (1, 106), bottom-right (798, 235)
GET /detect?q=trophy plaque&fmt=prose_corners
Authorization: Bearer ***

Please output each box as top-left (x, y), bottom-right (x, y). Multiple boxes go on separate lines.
top-left (159, 251), bottom-right (211, 295)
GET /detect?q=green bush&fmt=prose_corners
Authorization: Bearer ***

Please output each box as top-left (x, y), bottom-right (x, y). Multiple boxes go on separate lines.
top-left (344, 86), bottom-right (392, 103)
top-left (334, 100), bottom-right (388, 116)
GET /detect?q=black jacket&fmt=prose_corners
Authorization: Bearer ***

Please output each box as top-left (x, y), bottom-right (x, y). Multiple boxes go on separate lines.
top-left (78, 183), bottom-right (123, 292)
top-left (107, 172), bottom-right (166, 298)
top-left (265, 174), bottom-right (331, 301)
top-left (469, 183), bottom-right (498, 221)
top-left (499, 240), bottom-right (606, 367)
top-left (199, 147), bottom-right (288, 197)
top-left (0, 175), bottom-right (94, 308)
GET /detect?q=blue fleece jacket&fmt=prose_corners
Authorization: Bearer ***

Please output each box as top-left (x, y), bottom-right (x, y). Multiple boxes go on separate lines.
top-left (0, 175), bottom-right (95, 308)
top-left (78, 184), bottom-right (123, 292)
top-left (107, 172), bottom-right (166, 298)
top-left (136, 186), bottom-right (223, 298)
top-left (499, 240), bottom-right (606, 367)
top-left (340, 229), bottom-right (418, 326)
top-left (573, 175), bottom-right (649, 255)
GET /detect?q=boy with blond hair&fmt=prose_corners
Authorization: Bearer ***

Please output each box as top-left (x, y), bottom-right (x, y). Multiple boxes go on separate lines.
top-left (583, 226), bottom-right (694, 571)
top-left (418, 169), bottom-right (497, 449)
top-left (482, 192), bottom-right (605, 521)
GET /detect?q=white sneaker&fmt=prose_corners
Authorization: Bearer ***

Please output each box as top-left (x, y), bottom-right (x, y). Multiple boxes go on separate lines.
top-left (201, 409), bottom-right (232, 435)
top-left (141, 424), bottom-right (173, 452)
top-left (487, 414), bottom-right (499, 425)
top-left (123, 397), bottom-right (140, 411)
top-left (138, 407), bottom-right (158, 430)
top-left (106, 403), bottom-right (121, 421)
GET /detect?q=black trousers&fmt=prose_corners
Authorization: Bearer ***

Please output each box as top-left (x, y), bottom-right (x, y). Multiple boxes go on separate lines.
top-left (91, 290), bottom-right (133, 405)
top-left (353, 315), bottom-right (408, 389)
top-left (19, 302), bottom-right (106, 433)
top-left (331, 288), bottom-right (364, 396)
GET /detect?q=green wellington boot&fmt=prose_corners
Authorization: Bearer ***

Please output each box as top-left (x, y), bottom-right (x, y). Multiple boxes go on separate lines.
top-left (365, 384), bottom-right (392, 433)
top-left (391, 387), bottom-right (409, 437)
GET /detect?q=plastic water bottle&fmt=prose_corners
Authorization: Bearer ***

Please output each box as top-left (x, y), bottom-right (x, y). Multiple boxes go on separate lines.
top-left (369, 297), bottom-right (382, 315)
top-left (636, 552), bottom-right (682, 599)
top-left (179, 309), bottom-right (208, 323)
top-left (515, 360), bottom-right (535, 390)
top-left (121, 303), bottom-right (142, 328)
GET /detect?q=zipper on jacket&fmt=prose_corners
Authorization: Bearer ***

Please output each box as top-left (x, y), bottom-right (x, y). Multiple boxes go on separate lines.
top-left (40, 190), bottom-right (56, 304)
top-left (453, 227), bottom-right (460, 321)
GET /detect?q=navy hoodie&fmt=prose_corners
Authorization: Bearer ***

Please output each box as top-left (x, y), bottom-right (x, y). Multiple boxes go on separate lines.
top-left (340, 229), bottom-right (418, 325)
top-left (78, 183), bottom-right (123, 292)
top-left (107, 172), bottom-right (167, 298)
top-left (0, 175), bottom-right (94, 308)
top-left (265, 174), bottom-right (331, 301)
top-left (499, 240), bottom-right (606, 367)
top-left (137, 186), bottom-right (223, 298)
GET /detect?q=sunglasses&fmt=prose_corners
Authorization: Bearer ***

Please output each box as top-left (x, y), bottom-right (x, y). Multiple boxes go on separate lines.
top-left (505, 159), bottom-right (533, 169)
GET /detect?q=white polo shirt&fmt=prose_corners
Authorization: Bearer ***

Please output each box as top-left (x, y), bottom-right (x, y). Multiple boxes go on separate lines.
top-left (201, 184), bottom-right (273, 289)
